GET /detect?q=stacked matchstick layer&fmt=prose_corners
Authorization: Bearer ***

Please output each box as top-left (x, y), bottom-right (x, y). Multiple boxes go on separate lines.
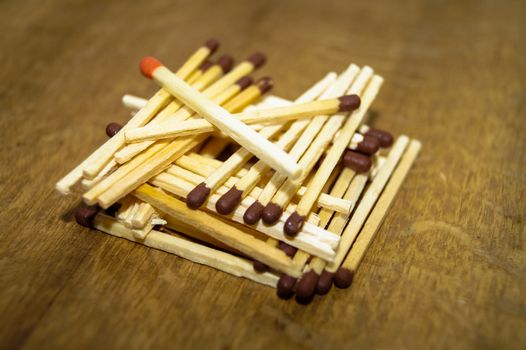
top-left (57, 39), bottom-right (421, 304)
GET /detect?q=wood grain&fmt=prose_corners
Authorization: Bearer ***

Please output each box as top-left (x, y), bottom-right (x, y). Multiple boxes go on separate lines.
top-left (0, 0), bottom-right (525, 349)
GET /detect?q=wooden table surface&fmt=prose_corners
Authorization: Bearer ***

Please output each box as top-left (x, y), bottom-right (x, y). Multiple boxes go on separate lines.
top-left (1, 0), bottom-right (525, 349)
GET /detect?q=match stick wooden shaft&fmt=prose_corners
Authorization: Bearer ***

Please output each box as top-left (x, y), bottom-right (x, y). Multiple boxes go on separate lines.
top-left (326, 135), bottom-right (410, 272)
top-left (317, 167), bottom-right (356, 227)
top-left (131, 202), bottom-right (156, 228)
top-left (250, 66), bottom-right (359, 209)
top-left (263, 69), bottom-right (374, 218)
top-left (150, 63), bottom-right (302, 179)
top-left (161, 161), bottom-right (352, 214)
top-left (94, 214), bottom-right (279, 287)
top-left (308, 172), bottom-right (369, 274)
top-left (148, 173), bottom-right (338, 260)
top-left (133, 184), bottom-right (303, 276)
top-left (80, 158), bottom-right (117, 190)
top-left (183, 76), bottom-right (333, 210)
top-left (231, 78), bottom-right (335, 196)
top-left (125, 97), bottom-right (347, 142)
top-left (339, 140), bottom-right (422, 272)
top-left (80, 46), bottom-right (214, 180)
top-left (199, 95), bottom-right (293, 158)
top-left (288, 166), bottom-right (357, 271)
top-left (83, 75), bottom-right (264, 208)
top-left (115, 61), bottom-right (241, 164)
top-left (56, 42), bottom-right (214, 193)
top-left (122, 94), bottom-right (148, 110)
top-left (292, 73), bottom-right (381, 221)
top-left (199, 96), bottom-right (294, 194)
top-left (97, 135), bottom-right (207, 207)
top-left (84, 140), bottom-right (172, 204)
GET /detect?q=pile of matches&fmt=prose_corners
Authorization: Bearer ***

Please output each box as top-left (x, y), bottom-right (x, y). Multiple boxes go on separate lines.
top-left (56, 38), bottom-right (422, 304)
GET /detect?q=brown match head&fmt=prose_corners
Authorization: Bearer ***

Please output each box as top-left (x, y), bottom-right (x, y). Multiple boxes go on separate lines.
top-left (316, 270), bottom-right (335, 295)
top-left (216, 55), bottom-right (234, 73)
top-left (338, 94), bottom-right (361, 112)
top-left (256, 77), bottom-right (274, 94)
top-left (253, 260), bottom-right (269, 273)
top-left (75, 205), bottom-right (100, 228)
top-left (277, 274), bottom-right (297, 299)
top-left (105, 122), bottom-right (122, 137)
top-left (247, 52), bottom-right (267, 68)
top-left (365, 128), bottom-right (394, 148)
top-left (334, 267), bottom-right (354, 289)
top-left (356, 134), bottom-right (380, 155)
top-left (243, 200), bottom-right (264, 225)
top-left (204, 38), bottom-right (220, 53)
top-left (199, 59), bottom-right (214, 72)
top-left (295, 270), bottom-right (319, 304)
top-left (235, 76), bottom-right (253, 90)
top-left (261, 202), bottom-right (283, 225)
top-left (343, 150), bottom-right (372, 173)
top-left (278, 241), bottom-right (298, 257)
top-left (140, 56), bottom-right (163, 79)
top-left (215, 186), bottom-right (242, 215)
top-left (284, 211), bottom-right (305, 236)
top-left (186, 182), bottom-right (211, 209)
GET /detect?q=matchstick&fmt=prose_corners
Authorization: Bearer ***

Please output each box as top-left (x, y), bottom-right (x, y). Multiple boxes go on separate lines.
top-left (124, 94), bottom-right (360, 142)
top-left (92, 213), bottom-right (279, 287)
top-left (159, 164), bottom-right (322, 224)
top-left (151, 177), bottom-right (338, 260)
top-left (145, 54), bottom-right (234, 121)
top-left (114, 55), bottom-right (236, 164)
top-left (158, 160), bottom-right (353, 216)
top-left (184, 73), bottom-right (349, 211)
top-left (140, 56), bottom-right (303, 179)
top-left (259, 67), bottom-right (375, 226)
top-left (84, 40), bottom-right (217, 180)
top-left (116, 76), bottom-right (254, 164)
top-left (135, 54), bottom-right (234, 128)
top-left (294, 166), bottom-right (374, 301)
top-left (116, 196), bottom-right (134, 221)
top-left (215, 75), bottom-right (336, 216)
top-left (130, 201), bottom-right (157, 228)
top-left (186, 59), bottom-right (214, 85)
top-left (122, 94), bottom-right (148, 111)
top-left (333, 139), bottom-right (421, 288)
top-left (80, 158), bottom-right (118, 190)
top-left (149, 174), bottom-right (339, 260)
top-left (278, 159), bottom-right (382, 301)
top-left (184, 94), bottom-right (289, 209)
top-left (242, 65), bottom-right (360, 225)
top-left (283, 73), bottom-right (383, 235)
top-left (83, 73), bottom-right (266, 208)
top-left (324, 135), bottom-right (410, 276)
top-left (55, 39), bottom-right (218, 193)
top-left (198, 94), bottom-right (290, 158)
top-left (123, 200), bottom-right (141, 228)
top-left (133, 184), bottom-right (303, 277)
top-left (219, 68), bottom-right (357, 218)
top-left (120, 51), bottom-right (264, 154)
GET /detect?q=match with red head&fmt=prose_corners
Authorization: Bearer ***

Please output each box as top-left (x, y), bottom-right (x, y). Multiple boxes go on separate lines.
top-left (140, 56), bottom-right (164, 79)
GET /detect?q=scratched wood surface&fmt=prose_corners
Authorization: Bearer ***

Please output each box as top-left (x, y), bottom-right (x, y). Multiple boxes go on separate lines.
top-left (0, 0), bottom-right (525, 349)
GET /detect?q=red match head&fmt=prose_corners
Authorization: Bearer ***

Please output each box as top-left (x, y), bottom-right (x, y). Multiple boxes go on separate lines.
top-left (140, 56), bottom-right (163, 79)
